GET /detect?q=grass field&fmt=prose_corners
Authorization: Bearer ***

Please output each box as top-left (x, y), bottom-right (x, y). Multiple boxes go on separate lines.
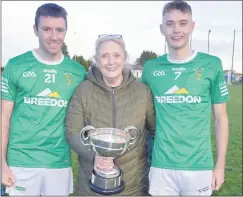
top-left (71, 84), bottom-right (242, 196)
top-left (211, 84), bottom-right (242, 196)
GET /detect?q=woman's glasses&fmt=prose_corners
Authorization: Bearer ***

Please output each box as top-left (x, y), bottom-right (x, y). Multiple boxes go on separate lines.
top-left (98, 34), bottom-right (123, 39)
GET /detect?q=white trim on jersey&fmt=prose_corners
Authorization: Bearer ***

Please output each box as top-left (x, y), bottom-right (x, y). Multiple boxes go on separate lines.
top-left (1, 77), bottom-right (9, 93)
top-left (219, 84), bottom-right (229, 96)
top-left (167, 50), bottom-right (198, 64)
top-left (32, 49), bottom-right (64, 65)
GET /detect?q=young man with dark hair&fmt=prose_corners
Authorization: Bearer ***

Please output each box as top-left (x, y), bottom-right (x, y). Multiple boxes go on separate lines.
top-left (142, 0), bottom-right (229, 196)
top-left (1, 3), bottom-right (86, 195)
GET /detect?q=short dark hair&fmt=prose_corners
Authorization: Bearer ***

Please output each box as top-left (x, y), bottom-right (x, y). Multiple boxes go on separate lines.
top-left (35, 3), bottom-right (68, 31)
top-left (162, 0), bottom-right (192, 16)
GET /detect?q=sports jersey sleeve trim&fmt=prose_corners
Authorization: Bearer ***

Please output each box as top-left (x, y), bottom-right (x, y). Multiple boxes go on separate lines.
top-left (211, 98), bottom-right (229, 104)
top-left (1, 61), bottom-right (17, 102)
top-left (1, 96), bottom-right (16, 102)
top-left (210, 57), bottom-right (229, 104)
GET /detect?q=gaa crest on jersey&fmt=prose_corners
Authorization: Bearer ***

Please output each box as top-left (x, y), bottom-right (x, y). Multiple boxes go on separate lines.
top-left (194, 68), bottom-right (204, 79)
top-left (65, 73), bottom-right (72, 86)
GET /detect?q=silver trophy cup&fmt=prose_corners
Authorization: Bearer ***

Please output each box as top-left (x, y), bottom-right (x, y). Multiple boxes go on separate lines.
top-left (80, 125), bottom-right (139, 195)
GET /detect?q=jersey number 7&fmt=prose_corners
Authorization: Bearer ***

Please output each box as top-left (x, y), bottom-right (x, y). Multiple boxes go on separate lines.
top-left (174, 72), bottom-right (181, 80)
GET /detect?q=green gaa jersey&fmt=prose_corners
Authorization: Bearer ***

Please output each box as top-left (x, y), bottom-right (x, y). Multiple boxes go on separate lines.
top-left (1, 50), bottom-right (86, 168)
top-left (142, 52), bottom-right (229, 170)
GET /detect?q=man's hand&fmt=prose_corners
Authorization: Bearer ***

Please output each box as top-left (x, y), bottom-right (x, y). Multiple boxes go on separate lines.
top-left (2, 163), bottom-right (15, 187)
top-left (94, 155), bottom-right (114, 171)
top-left (211, 167), bottom-right (225, 191)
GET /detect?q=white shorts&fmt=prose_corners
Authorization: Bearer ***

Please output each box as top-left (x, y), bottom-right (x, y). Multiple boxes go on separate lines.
top-left (5, 167), bottom-right (73, 196)
top-left (149, 167), bottom-right (213, 196)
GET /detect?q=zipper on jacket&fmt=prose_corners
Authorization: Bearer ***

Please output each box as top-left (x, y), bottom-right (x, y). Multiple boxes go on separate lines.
top-left (112, 87), bottom-right (116, 128)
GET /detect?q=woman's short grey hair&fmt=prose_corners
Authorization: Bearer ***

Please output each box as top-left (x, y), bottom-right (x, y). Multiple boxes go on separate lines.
top-left (94, 35), bottom-right (128, 65)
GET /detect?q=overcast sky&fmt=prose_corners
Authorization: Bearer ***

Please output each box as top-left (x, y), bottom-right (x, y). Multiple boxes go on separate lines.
top-left (2, 1), bottom-right (242, 72)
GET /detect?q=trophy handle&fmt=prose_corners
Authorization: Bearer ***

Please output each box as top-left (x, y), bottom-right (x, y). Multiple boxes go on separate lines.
top-left (80, 125), bottom-right (96, 146)
top-left (124, 126), bottom-right (139, 145)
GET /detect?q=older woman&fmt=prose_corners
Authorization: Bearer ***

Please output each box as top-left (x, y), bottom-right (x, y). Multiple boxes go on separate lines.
top-left (65, 34), bottom-right (155, 196)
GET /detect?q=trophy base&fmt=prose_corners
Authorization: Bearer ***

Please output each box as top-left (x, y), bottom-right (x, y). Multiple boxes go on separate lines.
top-left (89, 180), bottom-right (125, 195)
top-left (88, 169), bottom-right (125, 195)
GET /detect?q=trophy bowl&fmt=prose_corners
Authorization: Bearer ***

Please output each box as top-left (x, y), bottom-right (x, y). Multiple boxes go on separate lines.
top-left (80, 125), bottom-right (139, 195)
top-left (82, 127), bottom-right (137, 157)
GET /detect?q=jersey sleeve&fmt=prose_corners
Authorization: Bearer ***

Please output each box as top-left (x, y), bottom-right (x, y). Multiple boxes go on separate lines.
top-left (81, 67), bottom-right (87, 81)
top-left (210, 58), bottom-right (229, 104)
top-left (141, 63), bottom-right (148, 84)
top-left (1, 61), bottom-right (17, 102)
top-left (74, 62), bottom-right (87, 82)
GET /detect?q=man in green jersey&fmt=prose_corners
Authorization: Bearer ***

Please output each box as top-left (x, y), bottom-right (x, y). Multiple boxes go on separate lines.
top-left (1, 3), bottom-right (86, 195)
top-left (142, 0), bottom-right (229, 196)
